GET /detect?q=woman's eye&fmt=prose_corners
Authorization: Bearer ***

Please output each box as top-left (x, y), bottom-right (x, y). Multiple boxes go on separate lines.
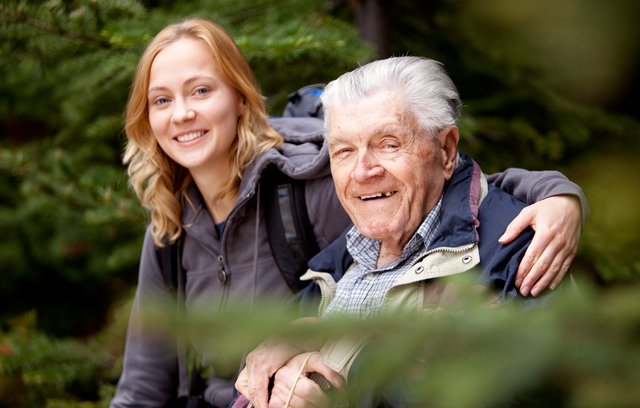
top-left (195, 87), bottom-right (210, 96)
top-left (153, 97), bottom-right (170, 106)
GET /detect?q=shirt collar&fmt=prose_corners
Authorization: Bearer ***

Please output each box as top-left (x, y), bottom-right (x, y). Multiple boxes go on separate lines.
top-left (346, 197), bottom-right (443, 271)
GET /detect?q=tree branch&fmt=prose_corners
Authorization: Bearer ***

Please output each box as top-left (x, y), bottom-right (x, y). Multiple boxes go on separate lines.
top-left (0, 3), bottom-right (111, 47)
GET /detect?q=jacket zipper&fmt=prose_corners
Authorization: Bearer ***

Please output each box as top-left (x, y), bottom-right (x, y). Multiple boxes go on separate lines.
top-left (420, 242), bottom-right (476, 259)
top-left (217, 254), bottom-right (229, 309)
top-left (215, 192), bottom-right (253, 307)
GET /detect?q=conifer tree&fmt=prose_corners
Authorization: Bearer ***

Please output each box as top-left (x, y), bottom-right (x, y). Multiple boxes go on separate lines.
top-left (0, 0), bottom-right (370, 336)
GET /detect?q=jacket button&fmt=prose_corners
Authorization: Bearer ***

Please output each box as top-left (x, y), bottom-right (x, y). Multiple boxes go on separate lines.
top-left (462, 255), bottom-right (473, 264)
top-left (415, 266), bottom-right (424, 274)
top-left (218, 270), bottom-right (227, 283)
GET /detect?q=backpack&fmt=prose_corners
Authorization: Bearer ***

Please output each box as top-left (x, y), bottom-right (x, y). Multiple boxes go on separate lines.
top-left (282, 83), bottom-right (325, 120)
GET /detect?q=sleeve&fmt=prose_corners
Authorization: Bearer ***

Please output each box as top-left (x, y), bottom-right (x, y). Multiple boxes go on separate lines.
top-left (477, 188), bottom-right (560, 307)
top-left (304, 174), bottom-right (352, 250)
top-left (110, 226), bottom-right (180, 408)
top-left (486, 168), bottom-right (589, 220)
top-left (203, 377), bottom-right (236, 408)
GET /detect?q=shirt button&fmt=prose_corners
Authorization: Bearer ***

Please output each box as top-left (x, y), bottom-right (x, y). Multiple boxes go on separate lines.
top-left (218, 270), bottom-right (227, 283)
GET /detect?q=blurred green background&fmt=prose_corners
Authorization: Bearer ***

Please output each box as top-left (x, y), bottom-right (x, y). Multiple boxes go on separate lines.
top-left (1, 0), bottom-right (639, 406)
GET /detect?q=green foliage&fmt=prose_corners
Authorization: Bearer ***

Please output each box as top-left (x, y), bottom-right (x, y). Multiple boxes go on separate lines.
top-left (135, 278), bottom-right (640, 407)
top-left (0, 0), bottom-right (370, 336)
top-left (0, 311), bottom-right (117, 407)
top-left (1, 0), bottom-right (639, 404)
top-left (577, 150), bottom-right (640, 283)
top-left (144, 0), bottom-right (372, 111)
top-left (3, 280), bottom-right (640, 407)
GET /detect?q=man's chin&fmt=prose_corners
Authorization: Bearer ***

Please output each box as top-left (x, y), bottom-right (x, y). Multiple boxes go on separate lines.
top-left (358, 224), bottom-right (399, 242)
top-left (355, 219), bottom-right (417, 247)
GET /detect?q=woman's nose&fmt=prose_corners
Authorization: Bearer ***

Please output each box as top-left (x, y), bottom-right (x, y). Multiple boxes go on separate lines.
top-left (172, 102), bottom-right (195, 123)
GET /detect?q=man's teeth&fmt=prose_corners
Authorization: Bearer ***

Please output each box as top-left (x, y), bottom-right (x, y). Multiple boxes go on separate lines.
top-left (360, 192), bottom-right (394, 200)
top-left (177, 131), bottom-right (204, 142)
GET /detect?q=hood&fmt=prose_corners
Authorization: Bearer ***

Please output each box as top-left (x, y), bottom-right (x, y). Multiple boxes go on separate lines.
top-left (180, 116), bottom-right (330, 229)
top-left (238, 117), bottom-right (331, 200)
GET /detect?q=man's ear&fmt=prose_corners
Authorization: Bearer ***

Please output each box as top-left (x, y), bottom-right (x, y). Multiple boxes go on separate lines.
top-left (436, 126), bottom-right (459, 181)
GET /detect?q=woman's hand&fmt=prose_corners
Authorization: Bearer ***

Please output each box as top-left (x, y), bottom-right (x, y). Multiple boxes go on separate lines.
top-left (499, 195), bottom-right (582, 296)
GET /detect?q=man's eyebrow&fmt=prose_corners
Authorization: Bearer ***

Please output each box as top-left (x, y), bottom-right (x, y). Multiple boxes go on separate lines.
top-left (371, 123), bottom-right (403, 136)
top-left (328, 124), bottom-right (404, 147)
top-left (328, 137), bottom-right (347, 148)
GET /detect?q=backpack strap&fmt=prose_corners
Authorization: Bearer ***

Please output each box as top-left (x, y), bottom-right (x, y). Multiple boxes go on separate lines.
top-left (261, 166), bottom-right (319, 293)
top-left (156, 233), bottom-right (184, 294)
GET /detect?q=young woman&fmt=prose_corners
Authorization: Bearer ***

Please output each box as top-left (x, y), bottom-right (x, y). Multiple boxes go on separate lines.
top-left (110, 18), bottom-right (587, 408)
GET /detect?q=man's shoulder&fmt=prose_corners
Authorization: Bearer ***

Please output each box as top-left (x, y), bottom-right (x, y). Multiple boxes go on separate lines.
top-left (479, 186), bottom-right (528, 227)
top-left (477, 185), bottom-right (533, 255)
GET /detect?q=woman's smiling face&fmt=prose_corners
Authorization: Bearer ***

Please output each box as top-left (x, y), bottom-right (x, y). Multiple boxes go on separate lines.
top-left (147, 37), bottom-right (244, 173)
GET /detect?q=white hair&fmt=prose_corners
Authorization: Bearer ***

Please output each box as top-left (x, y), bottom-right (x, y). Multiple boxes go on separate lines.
top-left (321, 56), bottom-right (462, 136)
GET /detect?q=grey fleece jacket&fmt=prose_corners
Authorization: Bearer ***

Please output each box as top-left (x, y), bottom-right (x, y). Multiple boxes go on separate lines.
top-left (111, 117), bottom-right (588, 408)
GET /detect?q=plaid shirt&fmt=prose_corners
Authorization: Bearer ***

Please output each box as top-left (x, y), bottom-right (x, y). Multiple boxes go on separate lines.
top-left (323, 198), bottom-right (443, 318)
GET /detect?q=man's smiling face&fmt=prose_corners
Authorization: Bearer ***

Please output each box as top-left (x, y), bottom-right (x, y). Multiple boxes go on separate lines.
top-left (327, 90), bottom-right (453, 249)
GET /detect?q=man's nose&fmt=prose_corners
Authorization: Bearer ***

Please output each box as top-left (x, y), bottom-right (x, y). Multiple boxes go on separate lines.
top-left (352, 150), bottom-right (384, 182)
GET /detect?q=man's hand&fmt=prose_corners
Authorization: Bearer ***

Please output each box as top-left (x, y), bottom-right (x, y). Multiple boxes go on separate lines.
top-left (236, 341), bottom-right (304, 408)
top-left (499, 195), bottom-right (582, 297)
top-left (268, 352), bottom-right (344, 408)
top-left (236, 317), bottom-right (325, 408)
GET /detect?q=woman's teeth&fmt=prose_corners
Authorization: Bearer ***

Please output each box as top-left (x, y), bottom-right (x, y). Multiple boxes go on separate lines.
top-left (177, 131), bottom-right (204, 142)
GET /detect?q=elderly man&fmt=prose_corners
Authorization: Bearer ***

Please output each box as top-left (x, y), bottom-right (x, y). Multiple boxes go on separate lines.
top-left (237, 56), bottom-right (578, 408)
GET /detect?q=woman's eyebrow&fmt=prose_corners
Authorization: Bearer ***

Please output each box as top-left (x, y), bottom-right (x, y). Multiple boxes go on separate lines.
top-left (148, 75), bottom-right (216, 94)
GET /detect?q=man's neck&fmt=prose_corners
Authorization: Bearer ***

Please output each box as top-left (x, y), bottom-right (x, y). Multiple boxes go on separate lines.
top-left (376, 245), bottom-right (404, 268)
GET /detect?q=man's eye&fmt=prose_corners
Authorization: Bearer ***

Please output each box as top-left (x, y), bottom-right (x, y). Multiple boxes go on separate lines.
top-left (331, 148), bottom-right (352, 158)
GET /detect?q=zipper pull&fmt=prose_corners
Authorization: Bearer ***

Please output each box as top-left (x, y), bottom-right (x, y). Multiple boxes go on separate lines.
top-left (217, 255), bottom-right (227, 283)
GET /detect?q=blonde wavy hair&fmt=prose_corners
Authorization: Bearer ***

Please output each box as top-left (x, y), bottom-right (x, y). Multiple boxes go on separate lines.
top-left (123, 18), bottom-right (283, 246)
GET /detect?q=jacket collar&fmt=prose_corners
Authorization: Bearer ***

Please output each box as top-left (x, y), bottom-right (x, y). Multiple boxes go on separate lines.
top-left (307, 151), bottom-right (484, 280)
top-left (429, 152), bottom-right (483, 250)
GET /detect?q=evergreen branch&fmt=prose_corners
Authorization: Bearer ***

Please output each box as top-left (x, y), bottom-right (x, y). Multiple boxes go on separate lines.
top-left (0, 3), bottom-right (111, 48)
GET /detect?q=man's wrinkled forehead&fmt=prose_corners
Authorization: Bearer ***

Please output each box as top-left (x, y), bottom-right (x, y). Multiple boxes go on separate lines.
top-left (326, 98), bottom-right (420, 143)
